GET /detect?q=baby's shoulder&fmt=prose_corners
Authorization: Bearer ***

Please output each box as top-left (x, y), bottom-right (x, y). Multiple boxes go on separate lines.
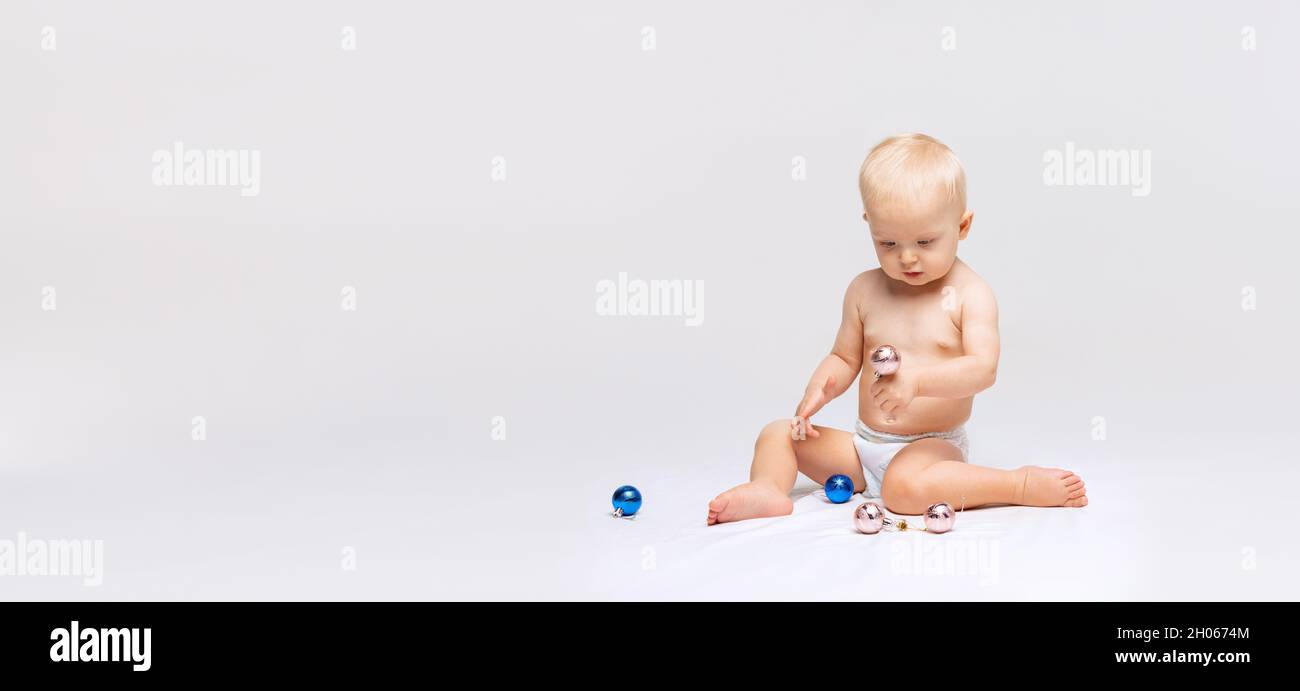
top-left (851, 268), bottom-right (883, 291)
top-left (845, 268), bottom-right (883, 301)
top-left (952, 261), bottom-right (994, 295)
top-left (947, 262), bottom-right (997, 316)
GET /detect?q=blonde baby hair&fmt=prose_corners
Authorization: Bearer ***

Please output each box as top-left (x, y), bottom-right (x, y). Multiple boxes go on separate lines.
top-left (858, 133), bottom-right (967, 217)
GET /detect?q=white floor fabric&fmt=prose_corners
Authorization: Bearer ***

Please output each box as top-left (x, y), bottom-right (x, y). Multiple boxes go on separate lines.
top-left (3, 451), bottom-right (1294, 600)
top-left (577, 462), bottom-right (1296, 601)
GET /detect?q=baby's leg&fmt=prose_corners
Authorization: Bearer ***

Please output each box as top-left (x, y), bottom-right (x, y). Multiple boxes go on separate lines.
top-left (879, 438), bottom-right (1088, 514)
top-left (707, 419), bottom-right (863, 525)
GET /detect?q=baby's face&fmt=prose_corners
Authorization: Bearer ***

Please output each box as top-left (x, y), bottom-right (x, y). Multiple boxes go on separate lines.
top-left (864, 200), bottom-right (972, 286)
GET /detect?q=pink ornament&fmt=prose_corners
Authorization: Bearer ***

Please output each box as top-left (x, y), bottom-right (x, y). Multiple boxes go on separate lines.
top-left (854, 502), bottom-right (886, 534)
top-left (924, 502), bottom-right (956, 534)
top-left (870, 345), bottom-right (900, 377)
top-left (870, 345), bottom-right (901, 422)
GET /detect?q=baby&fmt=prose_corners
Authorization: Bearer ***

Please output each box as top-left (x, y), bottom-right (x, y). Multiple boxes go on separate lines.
top-left (707, 133), bottom-right (1088, 525)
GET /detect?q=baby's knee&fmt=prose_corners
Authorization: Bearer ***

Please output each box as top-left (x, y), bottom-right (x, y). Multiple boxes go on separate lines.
top-left (756, 418), bottom-right (796, 446)
top-left (881, 474), bottom-right (931, 515)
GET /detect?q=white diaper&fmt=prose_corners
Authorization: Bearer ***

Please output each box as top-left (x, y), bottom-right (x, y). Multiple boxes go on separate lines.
top-left (853, 420), bottom-right (970, 498)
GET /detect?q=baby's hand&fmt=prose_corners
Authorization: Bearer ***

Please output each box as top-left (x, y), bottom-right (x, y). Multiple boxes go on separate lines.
top-left (792, 376), bottom-right (836, 439)
top-left (869, 367), bottom-right (917, 416)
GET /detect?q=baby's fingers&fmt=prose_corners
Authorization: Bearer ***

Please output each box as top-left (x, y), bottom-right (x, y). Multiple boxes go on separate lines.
top-left (789, 415), bottom-right (818, 440)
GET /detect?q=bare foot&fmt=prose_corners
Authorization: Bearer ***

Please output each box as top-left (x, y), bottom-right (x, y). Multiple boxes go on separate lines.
top-left (707, 481), bottom-right (794, 525)
top-left (1013, 466), bottom-right (1088, 508)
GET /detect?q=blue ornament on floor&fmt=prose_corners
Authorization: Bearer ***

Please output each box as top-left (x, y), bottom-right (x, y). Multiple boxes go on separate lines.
top-left (611, 485), bottom-right (642, 518)
top-left (824, 474), bottom-right (854, 504)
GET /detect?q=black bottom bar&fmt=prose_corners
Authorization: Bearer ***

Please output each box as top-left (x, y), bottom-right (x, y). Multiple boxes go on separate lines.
top-left (0, 602), bottom-right (1288, 679)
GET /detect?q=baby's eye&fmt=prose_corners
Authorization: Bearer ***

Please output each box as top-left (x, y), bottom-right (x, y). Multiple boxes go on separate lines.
top-left (918, 240), bottom-right (931, 246)
top-left (880, 241), bottom-right (895, 248)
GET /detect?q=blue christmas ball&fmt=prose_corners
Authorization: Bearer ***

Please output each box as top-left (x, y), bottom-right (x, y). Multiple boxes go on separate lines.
top-left (612, 485), bottom-right (642, 516)
top-left (824, 474), bottom-right (854, 504)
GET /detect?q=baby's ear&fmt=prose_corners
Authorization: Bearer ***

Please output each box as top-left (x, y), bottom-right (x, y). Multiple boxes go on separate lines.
top-left (958, 210), bottom-right (974, 237)
top-left (862, 211), bottom-right (870, 224)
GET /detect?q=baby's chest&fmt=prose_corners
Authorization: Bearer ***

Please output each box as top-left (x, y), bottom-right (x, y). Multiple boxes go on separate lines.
top-left (862, 298), bottom-right (963, 358)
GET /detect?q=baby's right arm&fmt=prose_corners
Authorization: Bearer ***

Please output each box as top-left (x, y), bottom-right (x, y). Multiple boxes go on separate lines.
top-left (793, 273), bottom-right (868, 437)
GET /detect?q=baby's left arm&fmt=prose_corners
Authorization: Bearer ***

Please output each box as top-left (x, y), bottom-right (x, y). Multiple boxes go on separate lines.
top-left (914, 282), bottom-right (1000, 399)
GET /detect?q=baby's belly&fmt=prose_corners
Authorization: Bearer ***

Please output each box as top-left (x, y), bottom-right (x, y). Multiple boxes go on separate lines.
top-left (857, 385), bottom-right (973, 435)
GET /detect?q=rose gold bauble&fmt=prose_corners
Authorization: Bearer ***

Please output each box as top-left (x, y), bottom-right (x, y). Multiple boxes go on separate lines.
top-left (870, 345), bottom-right (900, 377)
top-left (853, 502), bottom-right (886, 534)
top-left (924, 502), bottom-right (956, 534)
